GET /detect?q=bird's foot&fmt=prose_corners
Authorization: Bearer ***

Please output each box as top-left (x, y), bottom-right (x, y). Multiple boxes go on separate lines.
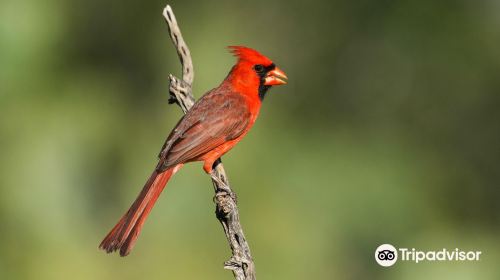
top-left (210, 171), bottom-right (237, 203)
top-left (210, 170), bottom-right (227, 187)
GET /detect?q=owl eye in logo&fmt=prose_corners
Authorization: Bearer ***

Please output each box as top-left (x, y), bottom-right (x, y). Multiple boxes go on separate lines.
top-left (377, 250), bottom-right (395, 261)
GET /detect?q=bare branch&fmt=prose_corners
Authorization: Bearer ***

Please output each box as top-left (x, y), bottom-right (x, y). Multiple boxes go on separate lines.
top-left (163, 5), bottom-right (194, 85)
top-left (162, 5), bottom-right (256, 280)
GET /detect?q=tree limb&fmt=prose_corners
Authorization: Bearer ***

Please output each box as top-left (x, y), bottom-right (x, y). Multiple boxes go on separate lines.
top-left (162, 5), bottom-right (256, 280)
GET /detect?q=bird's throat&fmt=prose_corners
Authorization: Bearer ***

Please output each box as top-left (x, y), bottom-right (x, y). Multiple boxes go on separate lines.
top-left (258, 84), bottom-right (271, 101)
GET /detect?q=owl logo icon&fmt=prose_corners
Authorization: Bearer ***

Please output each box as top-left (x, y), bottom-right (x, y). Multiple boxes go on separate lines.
top-left (375, 244), bottom-right (398, 267)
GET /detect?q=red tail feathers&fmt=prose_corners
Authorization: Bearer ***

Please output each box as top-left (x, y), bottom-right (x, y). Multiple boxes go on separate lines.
top-left (99, 164), bottom-right (181, 256)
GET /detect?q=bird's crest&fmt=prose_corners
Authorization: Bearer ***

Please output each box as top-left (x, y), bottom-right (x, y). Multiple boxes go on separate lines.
top-left (228, 46), bottom-right (273, 66)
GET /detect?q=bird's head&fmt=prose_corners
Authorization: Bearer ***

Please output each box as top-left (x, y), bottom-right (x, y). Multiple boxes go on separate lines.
top-left (227, 46), bottom-right (287, 100)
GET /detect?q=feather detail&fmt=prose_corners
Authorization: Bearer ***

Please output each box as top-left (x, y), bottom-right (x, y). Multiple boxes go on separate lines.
top-left (228, 46), bottom-right (273, 65)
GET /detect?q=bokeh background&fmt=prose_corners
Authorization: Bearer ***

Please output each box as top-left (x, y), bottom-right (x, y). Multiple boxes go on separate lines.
top-left (1, 0), bottom-right (500, 279)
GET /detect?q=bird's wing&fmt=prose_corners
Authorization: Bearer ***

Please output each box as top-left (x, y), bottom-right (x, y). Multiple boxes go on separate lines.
top-left (158, 90), bottom-right (250, 170)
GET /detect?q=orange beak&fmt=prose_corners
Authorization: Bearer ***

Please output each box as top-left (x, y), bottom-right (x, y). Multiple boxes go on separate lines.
top-left (264, 67), bottom-right (288, 86)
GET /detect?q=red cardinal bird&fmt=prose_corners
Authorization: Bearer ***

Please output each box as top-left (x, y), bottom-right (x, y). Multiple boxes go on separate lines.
top-left (99, 46), bottom-right (287, 256)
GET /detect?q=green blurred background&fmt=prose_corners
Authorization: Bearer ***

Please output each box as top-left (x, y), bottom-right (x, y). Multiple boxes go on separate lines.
top-left (1, 0), bottom-right (499, 279)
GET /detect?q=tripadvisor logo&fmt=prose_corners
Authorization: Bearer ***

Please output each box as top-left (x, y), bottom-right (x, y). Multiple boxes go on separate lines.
top-left (375, 244), bottom-right (482, 267)
top-left (375, 244), bottom-right (398, 267)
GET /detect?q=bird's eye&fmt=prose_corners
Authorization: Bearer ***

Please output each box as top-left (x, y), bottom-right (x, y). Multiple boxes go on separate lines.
top-left (254, 64), bottom-right (264, 73)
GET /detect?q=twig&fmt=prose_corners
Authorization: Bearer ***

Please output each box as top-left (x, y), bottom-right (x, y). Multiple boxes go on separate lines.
top-left (162, 5), bottom-right (256, 280)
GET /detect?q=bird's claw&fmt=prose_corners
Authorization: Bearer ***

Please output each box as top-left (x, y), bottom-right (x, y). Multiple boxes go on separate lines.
top-left (210, 170), bottom-right (237, 203)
